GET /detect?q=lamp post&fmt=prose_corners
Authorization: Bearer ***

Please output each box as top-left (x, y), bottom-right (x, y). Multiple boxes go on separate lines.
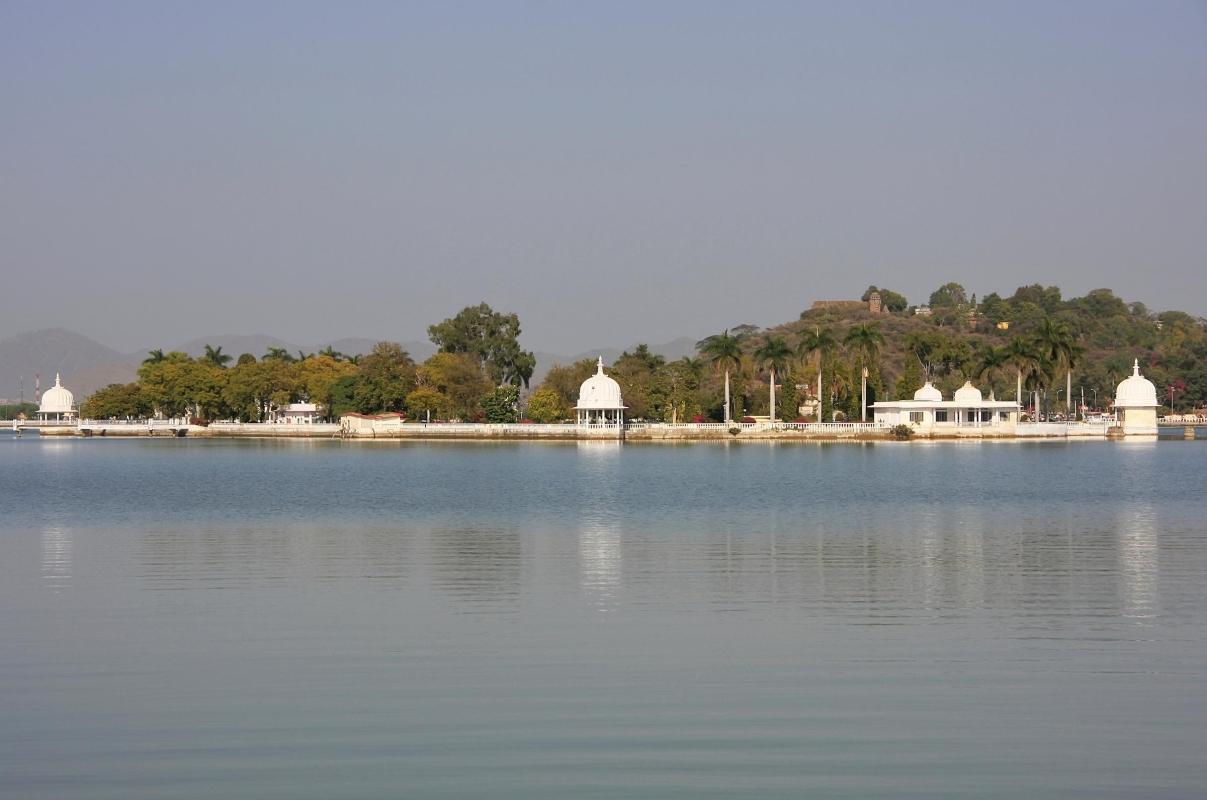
top-left (1169, 385), bottom-right (1176, 415)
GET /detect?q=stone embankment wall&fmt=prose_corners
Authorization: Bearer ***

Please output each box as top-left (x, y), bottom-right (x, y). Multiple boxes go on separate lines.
top-left (30, 420), bottom-right (1126, 441)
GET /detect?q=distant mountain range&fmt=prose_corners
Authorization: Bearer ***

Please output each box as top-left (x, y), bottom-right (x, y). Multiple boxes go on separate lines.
top-left (0, 329), bottom-right (702, 401)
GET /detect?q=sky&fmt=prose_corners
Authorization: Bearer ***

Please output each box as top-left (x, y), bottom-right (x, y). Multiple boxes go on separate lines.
top-left (2, 1), bottom-right (1205, 353)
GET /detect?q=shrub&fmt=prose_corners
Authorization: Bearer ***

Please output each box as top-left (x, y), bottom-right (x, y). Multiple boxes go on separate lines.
top-left (890, 423), bottom-right (914, 440)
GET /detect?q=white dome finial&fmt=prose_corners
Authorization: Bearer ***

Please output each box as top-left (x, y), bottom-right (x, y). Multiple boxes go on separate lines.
top-left (55, 373), bottom-right (62, 387)
top-left (596, 356), bottom-right (605, 374)
top-left (1133, 359), bottom-right (1140, 377)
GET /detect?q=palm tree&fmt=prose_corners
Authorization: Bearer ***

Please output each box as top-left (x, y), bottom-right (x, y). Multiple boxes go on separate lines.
top-left (202, 344), bottom-right (232, 368)
top-left (700, 330), bottom-right (743, 423)
top-left (753, 336), bottom-right (793, 422)
top-left (973, 344), bottom-right (1010, 399)
top-left (843, 323), bottom-right (885, 421)
top-left (263, 347), bottom-right (296, 363)
top-left (143, 349), bottom-right (165, 365)
top-left (1032, 317), bottom-right (1082, 415)
top-left (797, 326), bottom-right (837, 422)
top-left (1006, 336), bottom-right (1044, 413)
top-left (318, 345), bottom-right (345, 361)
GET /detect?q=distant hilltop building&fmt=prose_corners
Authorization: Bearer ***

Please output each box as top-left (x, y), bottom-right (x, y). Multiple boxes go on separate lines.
top-left (811, 295), bottom-right (885, 315)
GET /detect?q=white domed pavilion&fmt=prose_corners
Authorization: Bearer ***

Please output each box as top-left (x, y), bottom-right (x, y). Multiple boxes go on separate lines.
top-left (872, 379), bottom-right (1019, 435)
top-left (575, 357), bottom-right (626, 427)
top-left (1113, 359), bottom-right (1159, 435)
top-left (913, 382), bottom-right (943, 402)
top-left (38, 374), bottom-right (77, 421)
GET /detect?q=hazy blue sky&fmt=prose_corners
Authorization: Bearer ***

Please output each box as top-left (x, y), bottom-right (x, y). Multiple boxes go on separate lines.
top-left (2, 1), bottom-right (1205, 352)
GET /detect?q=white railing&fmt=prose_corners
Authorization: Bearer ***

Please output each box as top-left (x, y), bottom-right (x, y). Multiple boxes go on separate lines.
top-left (769, 421), bottom-right (887, 432)
top-left (1161, 415), bottom-right (1207, 425)
top-left (209, 422), bottom-right (340, 434)
top-left (1015, 421), bottom-right (1111, 437)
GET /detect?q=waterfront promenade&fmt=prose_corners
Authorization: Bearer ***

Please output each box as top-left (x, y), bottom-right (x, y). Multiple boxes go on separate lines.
top-left (14, 418), bottom-right (1161, 441)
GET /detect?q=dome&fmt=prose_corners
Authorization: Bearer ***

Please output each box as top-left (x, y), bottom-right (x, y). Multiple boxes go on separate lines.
top-left (913, 382), bottom-right (942, 402)
top-left (39, 374), bottom-right (74, 414)
top-left (1115, 360), bottom-right (1158, 408)
top-left (953, 381), bottom-right (983, 405)
top-left (575, 357), bottom-right (626, 410)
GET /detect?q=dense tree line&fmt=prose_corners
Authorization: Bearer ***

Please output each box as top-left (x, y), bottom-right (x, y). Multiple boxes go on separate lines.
top-left (81, 304), bottom-right (535, 423)
top-left (80, 288), bottom-right (1206, 424)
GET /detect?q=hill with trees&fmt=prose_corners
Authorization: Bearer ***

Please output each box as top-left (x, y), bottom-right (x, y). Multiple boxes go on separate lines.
top-left (75, 286), bottom-right (1205, 424)
top-left (528, 283), bottom-right (1205, 424)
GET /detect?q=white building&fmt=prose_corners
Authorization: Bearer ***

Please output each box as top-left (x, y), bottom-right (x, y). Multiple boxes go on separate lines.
top-left (1113, 359), bottom-right (1159, 435)
top-left (273, 402), bottom-right (320, 424)
top-left (38, 374), bottom-right (77, 421)
top-left (575, 357), bottom-right (626, 427)
top-left (340, 412), bottom-right (404, 436)
top-left (872, 380), bottom-right (1019, 435)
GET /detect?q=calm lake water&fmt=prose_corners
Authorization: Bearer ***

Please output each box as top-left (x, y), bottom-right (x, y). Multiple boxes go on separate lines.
top-left (2, 436), bottom-right (1206, 799)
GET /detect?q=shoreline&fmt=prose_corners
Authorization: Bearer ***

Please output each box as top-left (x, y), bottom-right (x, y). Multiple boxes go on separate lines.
top-left (19, 421), bottom-right (1201, 442)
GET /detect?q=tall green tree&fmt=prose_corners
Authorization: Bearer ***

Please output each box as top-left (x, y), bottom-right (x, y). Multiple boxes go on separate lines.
top-left (797, 326), bottom-right (837, 421)
top-left (699, 330), bottom-right (743, 422)
top-left (354, 342), bottom-right (417, 413)
top-left (1032, 317), bottom-right (1082, 413)
top-left (1006, 336), bottom-right (1045, 409)
top-left (844, 322), bottom-right (885, 421)
top-left (427, 302), bottom-right (536, 387)
top-left (929, 282), bottom-right (967, 308)
top-left (202, 344), bottom-right (232, 368)
top-left (973, 344), bottom-right (1011, 398)
top-left (753, 337), bottom-right (793, 422)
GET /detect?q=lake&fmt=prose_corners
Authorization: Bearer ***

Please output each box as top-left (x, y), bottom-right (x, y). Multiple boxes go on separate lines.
top-left (2, 437), bottom-right (1205, 799)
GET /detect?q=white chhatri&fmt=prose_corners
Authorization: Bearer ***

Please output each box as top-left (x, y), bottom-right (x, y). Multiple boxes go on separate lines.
top-left (575, 357), bottom-right (626, 426)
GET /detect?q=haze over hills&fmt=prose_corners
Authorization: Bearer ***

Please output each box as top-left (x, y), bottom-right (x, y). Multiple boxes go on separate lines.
top-left (0, 329), bottom-right (704, 401)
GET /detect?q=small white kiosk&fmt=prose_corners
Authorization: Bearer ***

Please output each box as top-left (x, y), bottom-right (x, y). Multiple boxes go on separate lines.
top-left (1113, 360), bottom-right (1159, 436)
top-left (38, 374), bottom-right (77, 422)
top-left (575, 358), bottom-right (626, 428)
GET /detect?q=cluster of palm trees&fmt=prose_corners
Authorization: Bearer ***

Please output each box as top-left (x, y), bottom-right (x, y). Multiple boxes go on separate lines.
top-left (701, 316), bottom-right (1081, 423)
top-left (144, 344), bottom-right (358, 368)
top-left (974, 318), bottom-right (1081, 415)
top-left (700, 323), bottom-right (885, 422)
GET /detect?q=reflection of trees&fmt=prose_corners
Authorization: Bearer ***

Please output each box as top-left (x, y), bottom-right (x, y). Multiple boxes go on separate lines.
top-left (429, 526), bottom-right (523, 603)
top-left (137, 522), bottom-right (415, 588)
top-left (608, 502), bottom-right (1165, 619)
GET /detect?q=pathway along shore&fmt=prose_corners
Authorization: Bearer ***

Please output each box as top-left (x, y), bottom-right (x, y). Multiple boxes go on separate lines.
top-left (26, 419), bottom-right (1184, 441)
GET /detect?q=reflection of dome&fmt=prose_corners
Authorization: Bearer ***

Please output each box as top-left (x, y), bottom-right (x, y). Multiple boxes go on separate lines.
top-left (953, 381), bottom-right (983, 405)
top-left (575, 358), bottom-right (626, 410)
top-left (1115, 360), bottom-right (1158, 408)
top-left (39, 374), bottom-right (74, 414)
top-left (913, 382), bottom-right (942, 402)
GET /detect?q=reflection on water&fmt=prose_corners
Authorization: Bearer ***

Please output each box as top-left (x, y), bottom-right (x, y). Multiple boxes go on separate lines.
top-left (430, 525), bottom-right (523, 603)
top-left (1118, 504), bottom-right (1159, 619)
top-left (4, 440), bottom-right (1207, 800)
top-left (578, 520), bottom-right (621, 607)
top-left (40, 525), bottom-right (72, 591)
